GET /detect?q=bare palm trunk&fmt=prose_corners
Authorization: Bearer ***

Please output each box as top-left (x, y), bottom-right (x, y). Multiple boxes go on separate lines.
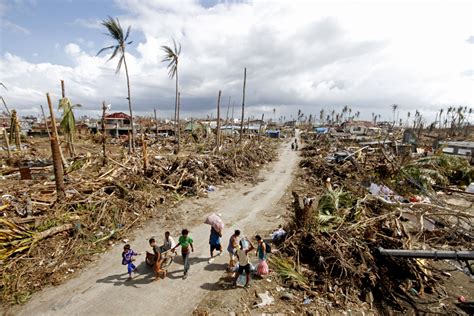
top-left (123, 56), bottom-right (135, 153)
top-left (102, 101), bottom-right (107, 166)
top-left (3, 129), bottom-right (11, 157)
top-left (239, 68), bottom-right (246, 143)
top-left (61, 80), bottom-right (75, 156)
top-left (216, 90), bottom-right (221, 151)
top-left (47, 93), bottom-right (65, 200)
top-left (154, 108), bottom-right (159, 136)
top-left (258, 113), bottom-right (264, 143)
top-left (177, 92), bottom-right (181, 153)
top-left (175, 65), bottom-right (179, 152)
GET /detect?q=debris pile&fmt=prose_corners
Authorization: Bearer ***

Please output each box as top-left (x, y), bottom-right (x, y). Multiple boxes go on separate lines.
top-left (0, 137), bottom-right (278, 304)
top-left (275, 132), bottom-right (473, 313)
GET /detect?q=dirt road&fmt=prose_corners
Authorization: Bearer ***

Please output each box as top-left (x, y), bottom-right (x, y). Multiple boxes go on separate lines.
top-left (14, 138), bottom-right (300, 316)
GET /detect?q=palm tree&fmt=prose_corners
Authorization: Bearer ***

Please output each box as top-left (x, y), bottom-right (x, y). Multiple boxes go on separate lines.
top-left (58, 98), bottom-right (81, 156)
top-left (161, 39), bottom-right (181, 152)
top-left (97, 16), bottom-right (135, 152)
top-left (391, 104), bottom-right (398, 126)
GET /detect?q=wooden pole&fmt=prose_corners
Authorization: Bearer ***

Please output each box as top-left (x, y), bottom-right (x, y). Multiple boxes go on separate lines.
top-left (154, 108), bottom-right (159, 136)
top-left (46, 93), bottom-right (65, 199)
top-left (40, 105), bottom-right (51, 138)
top-left (102, 101), bottom-right (107, 166)
top-left (3, 129), bottom-right (11, 158)
top-left (216, 90), bottom-right (222, 151)
top-left (142, 133), bottom-right (148, 174)
top-left (239, 68), bottom-right (246, 143)
top-left (258, 113), bottom-right (264, 143)
top-left (61, 80), bottom-right (65, 98)
top-left (177, 92), bottom-right (181, 154)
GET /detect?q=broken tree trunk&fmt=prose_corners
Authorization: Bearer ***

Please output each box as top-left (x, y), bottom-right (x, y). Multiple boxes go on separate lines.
top-left (47, 93), bottom-right (65, 199)
top-left (9, 110), bottom-right (21, 151)
top-left (154, 108), bottom-right (159, 136)
top-left (40, 105), bottom-right (51, 138)
top-left (142, 133), bottom-right (148, 174)
top-left (258, 113), bottom-right (264, 143)
top-left (177, 92), bottom-right (181, 154)
top-left (216, 90), bottom-right (222, 151)
top-left (102, 101), bottom-right (107, 166)
top-left (239, 67), bottom-right (246, 143)
top-left (292, 191), bottom-right (312, 229)
top-left (3, 129), bottom-right (11, 158)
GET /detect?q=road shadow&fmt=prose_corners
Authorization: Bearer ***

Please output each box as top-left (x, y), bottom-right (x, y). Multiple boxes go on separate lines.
top-left (204, 262), bottom-right (227, 272)
top-left (200, 275), bottom-right (235, 291)
top-left (166, 269), bottom-right (185, 280)
top-left (96, 261), bottom-right (155, 288)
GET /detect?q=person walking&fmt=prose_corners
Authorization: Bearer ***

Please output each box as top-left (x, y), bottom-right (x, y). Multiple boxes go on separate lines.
top-left (122, 244), bottom-right (138, 280)
top-left (255, 235), bottom-right (269, 276)
top-left (172, 229), bottom-right (194, 279)
top-left (209, 226), bottom-right (223, 258)
top-left (227, 230), bottom-right (241, 268)
top-left (149, 238), bottom-right (165, 281)
top-left (234, 238), bottom-right (255, 287)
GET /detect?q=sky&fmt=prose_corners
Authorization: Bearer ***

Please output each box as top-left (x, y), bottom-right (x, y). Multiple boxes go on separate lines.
top-left (0, 0), bottom-right (473, 123)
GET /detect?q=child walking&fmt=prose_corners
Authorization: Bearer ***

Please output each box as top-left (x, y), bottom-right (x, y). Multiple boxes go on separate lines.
top-left (172, 229), bottom-right (194, 279)
top-left (122, 244), bottom-right (138, 280)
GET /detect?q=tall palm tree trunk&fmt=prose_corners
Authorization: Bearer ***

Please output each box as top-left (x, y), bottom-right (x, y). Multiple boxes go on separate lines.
top-left (123, 56), bottom-right (135, 153)
top-left (216, 90), bottom-right (221, 151)
top-left (239, 68), bottom-right (246, 143)
top-left (175, 65), bottom-right (179, 152)
top-left (177, 92), bottom-right (181, 153)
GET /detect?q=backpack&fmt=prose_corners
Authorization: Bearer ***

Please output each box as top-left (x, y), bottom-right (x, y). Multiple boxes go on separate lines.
top-left (122, 253), bottom-right (127, 265)
top-left (264, 242), bottom-right (271, 254)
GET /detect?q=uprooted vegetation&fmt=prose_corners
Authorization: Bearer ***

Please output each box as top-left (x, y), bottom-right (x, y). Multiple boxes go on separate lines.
top-left (0, 136), bottom-right (279, 305)
top-left (274, 132), bottom-right (473, 314)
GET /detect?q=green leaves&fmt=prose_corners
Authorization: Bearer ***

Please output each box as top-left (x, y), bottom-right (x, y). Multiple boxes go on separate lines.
top-left (58, 97), bottom-right (81, 140)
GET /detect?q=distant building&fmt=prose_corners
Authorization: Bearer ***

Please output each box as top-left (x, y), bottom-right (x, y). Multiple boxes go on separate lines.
top-left (439, 141), bottom-right (474, 157)
top-left (102, 112), bottom-right (133, 137)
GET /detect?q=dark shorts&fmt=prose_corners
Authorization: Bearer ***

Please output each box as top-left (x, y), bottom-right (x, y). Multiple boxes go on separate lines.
top-left (210, 243), bottom-right (222, 252)
top-left (238, 264), bottom-right (251, 274)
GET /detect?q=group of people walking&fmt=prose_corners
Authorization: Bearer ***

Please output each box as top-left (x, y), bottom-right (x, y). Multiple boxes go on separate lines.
top-left (121, 226), bottom-right (269, 287)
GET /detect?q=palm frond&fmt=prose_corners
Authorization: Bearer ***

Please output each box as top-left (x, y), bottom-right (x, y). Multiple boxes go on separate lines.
top-left (115, 55), bottom-right (124, 74)
top-left (101, 16), bottom-right (124, 42)
top-left (124, 25), bottom-right (131, 41)
top-left (268, 255), bottom-right (308, 286)
top-left (0, 83), bottom-right (7, 90)
top-left (161, 40), bottom-right (181, 79)
top-left (108, 46), bottom-right (121, 61)
top-left (96, 45), bottom-right (116, 57)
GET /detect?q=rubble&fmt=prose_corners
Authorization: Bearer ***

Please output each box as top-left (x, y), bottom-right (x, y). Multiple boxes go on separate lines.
top-left (274, 131), bottom-right (474, 313)
top-left (0, 135), bottom-right (278, 305)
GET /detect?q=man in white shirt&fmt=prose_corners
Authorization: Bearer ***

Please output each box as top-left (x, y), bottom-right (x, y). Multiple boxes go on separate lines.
top-left (234, 238), bottom-right (255, 287)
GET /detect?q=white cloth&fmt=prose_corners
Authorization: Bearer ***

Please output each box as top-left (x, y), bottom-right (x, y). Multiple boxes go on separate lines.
top-left (163, 236), bottom-right (175, 251)
top-left (237, 248), bottom-right (250, 266)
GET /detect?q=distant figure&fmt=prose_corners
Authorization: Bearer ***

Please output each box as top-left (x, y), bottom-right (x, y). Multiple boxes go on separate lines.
top-left (295, 143), bottom-right (298, 151)
top-left (291, 143), bottom-right (295, 150)
top-left (122, 244), bottom-right (138, 280)
top-left (209, 226), bottom-right (223, 258)
top-left (234, 238), bottom-right (255, 287)
top-left (172, 229), bottom-right (194, 279)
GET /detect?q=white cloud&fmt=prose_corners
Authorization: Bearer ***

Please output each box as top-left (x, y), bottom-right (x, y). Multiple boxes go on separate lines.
top-left (0, 0), bottom-right (473, 122)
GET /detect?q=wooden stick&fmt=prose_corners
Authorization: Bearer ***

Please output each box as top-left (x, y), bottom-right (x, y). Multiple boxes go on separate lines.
top-left (46, 92), bottom-right (65, 199)
top-left (3, 128), bottom-right (11, 158)
top-left (216, 90), bottom-right (221, 151)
